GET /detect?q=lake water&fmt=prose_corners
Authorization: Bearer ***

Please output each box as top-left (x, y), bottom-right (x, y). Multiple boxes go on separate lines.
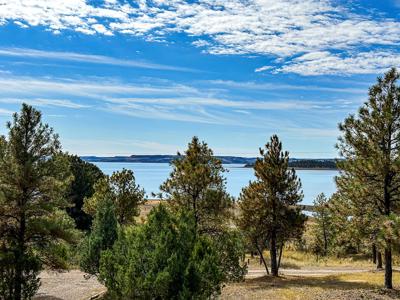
top-left (94, 162), bottom-right (338, 205)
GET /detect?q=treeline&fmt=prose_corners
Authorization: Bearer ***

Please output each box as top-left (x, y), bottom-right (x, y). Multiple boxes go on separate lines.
top-left (245, 159), bottom-right (337, 169)
top-left (1, 68), bottom-right (400, 299)
top-left (82, 154), bottom-right (256, 164)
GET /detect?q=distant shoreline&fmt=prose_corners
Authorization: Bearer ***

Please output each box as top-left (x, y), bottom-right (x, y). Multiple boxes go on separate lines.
top-left (81, 155), bottom-right (338, 168)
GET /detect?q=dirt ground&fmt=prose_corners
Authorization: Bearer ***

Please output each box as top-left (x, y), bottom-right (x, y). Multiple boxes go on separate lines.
top-left (33, 270), bottom-right (106, 300)
top-left (221, 271), bottom-right (400, 300)
top-left (34, 266), bottom-right (399, 300)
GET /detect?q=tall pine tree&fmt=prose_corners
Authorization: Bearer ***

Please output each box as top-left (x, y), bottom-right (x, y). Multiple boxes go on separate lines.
top-left (239, 135), bottom-right (305, 276)
top-left (337, 68), bottom-right (400, 289)
top-left (160, 136), bottom-right (233, 234)
top-left (160, 136), bottom-right (246, 281)
top-left (0, 104), bottom-right (78, 299)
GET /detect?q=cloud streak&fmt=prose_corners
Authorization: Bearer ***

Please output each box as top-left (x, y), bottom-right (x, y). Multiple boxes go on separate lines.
top-left (0, 75), bottom-right (357, 129)
top-left (0, 47), bottom-right (193, 72)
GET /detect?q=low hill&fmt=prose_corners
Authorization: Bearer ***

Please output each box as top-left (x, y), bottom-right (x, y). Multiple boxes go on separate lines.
top-left (81, 155), bottom-right (257, 164)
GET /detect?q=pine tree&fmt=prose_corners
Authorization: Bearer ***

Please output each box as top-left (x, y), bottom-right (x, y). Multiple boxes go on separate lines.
top-left (160, 136), bottom-right (246, 281)
top-left (160, 136), bottom-right (233, 233)
top-left (237, 181), bottom-right (271, 273)
top-left (238, 135), bottom-right (305, 276)
top-left (337, 68), bottom-right (400, 289)
top-left (83, 168), bottom-right (145, 226)
top-left (80, 197), bottom-right (118, 275)
top-left (312, 193), bottom-right (333, 256)
top-left (63, 154), bottom-right (104, 230)
top-left (0, 104), bottom-right (78, 299)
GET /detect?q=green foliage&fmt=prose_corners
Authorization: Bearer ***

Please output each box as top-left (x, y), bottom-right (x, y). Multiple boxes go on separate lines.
top-left (0, 249), bottom-right (40, 300)
top-left (336, 68), bottom-right (400, 288)
top-left (83, 168), bottom-right (145, 225)
top-left (212, 229), bottom-right (247, 282)
top-left (0, 104), bottom-right (79, 299)
top-left (99, 205), bottom-right (224, 299)
top-left (309, 193), bottom-right (334, 256)
top-left (80, 197), bottom-right (118, 275)
top-left (160, 136), bottom-right (233, 233)
top-left (238, 135), bottom-right (306, 276)
top-left (160, 136), bottom-right (246, 282)
top-left (63, 154), bottom-right (104, 230)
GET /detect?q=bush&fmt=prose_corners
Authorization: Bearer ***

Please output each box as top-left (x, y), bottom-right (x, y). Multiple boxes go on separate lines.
top-left (80, 197), bottom-right (118, 275)
top-left (99, 205), bottom-right (224, 299)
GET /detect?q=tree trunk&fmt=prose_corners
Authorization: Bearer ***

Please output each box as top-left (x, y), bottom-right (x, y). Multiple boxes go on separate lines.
top-left (372, 244), bottom-right (377, 264)
top-left (377, 251), bottom-right (383, 269)
top-left (383, 169), bottom-right (392, 289)
top-left (385, 244), bottom-right (392, 289)
top-left (14, 213), bottom-right (26, 300)
top-left (270, 231), bottom-right (278, 276)
top-left (255, 244), bottom-right (269, 275)
top-left (323, 221), bottom-right (328, 256)
top-left (277, 242), bottom-right (284, 270)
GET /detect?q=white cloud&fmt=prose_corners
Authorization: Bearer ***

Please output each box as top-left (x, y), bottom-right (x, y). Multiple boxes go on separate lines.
top-left (106, 96), bottom-right (322, 111)
top-left (0, 1), bottom-right (399, 75)
top-left (0, 75), bottom-right (355, 128)
top-left (205, 80), bottom-right (367, 94)
top-left (0, 98), bottom-right (89, 109)
top-left (0, 47), bottom-right (193, 72)
top-left (278, 51), bottom-right (400, 75)
top-left (255, 66), bottom-right (272, 73)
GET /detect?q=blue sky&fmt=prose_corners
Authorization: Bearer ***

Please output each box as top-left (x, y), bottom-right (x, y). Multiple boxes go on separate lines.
top-left (0, 0), bottom-right (399, 158)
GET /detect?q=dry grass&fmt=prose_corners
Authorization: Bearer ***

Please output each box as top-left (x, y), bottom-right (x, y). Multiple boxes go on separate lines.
top-left (246, 249), bottom-right (373, 270)
top-left (222, 271), bottom-right (400, 300)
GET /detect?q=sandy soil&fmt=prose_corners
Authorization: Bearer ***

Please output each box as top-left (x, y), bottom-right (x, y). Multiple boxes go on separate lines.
top-left (33, 266), bottom-right (378, 300)
top-left (33, 270), bottom-right (106, 300)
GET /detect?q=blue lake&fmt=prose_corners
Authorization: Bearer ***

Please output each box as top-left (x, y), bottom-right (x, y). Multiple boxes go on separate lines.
top-left (94, 162), bottom-right (338, 205)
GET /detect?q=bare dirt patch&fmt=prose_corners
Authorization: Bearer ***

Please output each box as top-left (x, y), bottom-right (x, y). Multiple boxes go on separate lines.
top-left (33, 270), bottom-right (106, 300)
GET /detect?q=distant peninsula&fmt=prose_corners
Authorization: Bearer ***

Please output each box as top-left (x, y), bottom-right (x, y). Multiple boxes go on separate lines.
top-left (245, 159), bottom-right (338, 170)
top-left (81, 155), bottom-right (338, 169)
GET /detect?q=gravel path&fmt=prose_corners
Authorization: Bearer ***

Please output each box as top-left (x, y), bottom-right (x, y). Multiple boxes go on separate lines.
top-left (33, 270), bottom-right (106, 300)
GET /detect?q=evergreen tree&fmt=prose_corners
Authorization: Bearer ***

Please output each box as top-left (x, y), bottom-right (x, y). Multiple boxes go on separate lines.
top-left (80, 197), bottom-right (118, 275)
top-left (0, 104), bottom-right (78, 299)
top-left (238, 135), bottom-right (305, 276)
top-left (160, 136), bottom-right (246, 281)
top-left (160, 136), bottom-right (233, 234)
top-left (99, 205), bottom-right (223, 299)
top-left (237, 181), bottom-right (271, 273)
top-left (84, 168), bottom-right (145, 225)
top-left (63, 154), bottom-right (104, 230)
top-left (337, 68), bottom-right (400, 289)
top-left (311, 193), bottom-right (333, 256)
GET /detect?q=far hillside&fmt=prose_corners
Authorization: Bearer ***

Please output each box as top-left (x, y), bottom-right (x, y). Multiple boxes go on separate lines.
top-left (245, 159), bottom-right (338, 169)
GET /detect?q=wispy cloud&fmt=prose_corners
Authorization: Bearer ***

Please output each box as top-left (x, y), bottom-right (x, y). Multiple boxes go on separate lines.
top-left (1, 1), bottom-right (399, 75)
top-left (0, 98), bottom-right (89, 109)
top-left (206, 80), bottom-right (367, 94)
top-left (0, 108), bottom-right (13, 115)
top-left (0, 47), bottom-right (193, 72)
top-left (0, 76), bottom-right (201, 99)
top-left (106, 97), bottom-right (323, 110)
top-left (0, 75), bottom-right (360, 132)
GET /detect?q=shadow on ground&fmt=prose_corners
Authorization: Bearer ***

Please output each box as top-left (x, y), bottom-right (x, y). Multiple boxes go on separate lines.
top-left (245, 271), bottom-right (400, 299)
